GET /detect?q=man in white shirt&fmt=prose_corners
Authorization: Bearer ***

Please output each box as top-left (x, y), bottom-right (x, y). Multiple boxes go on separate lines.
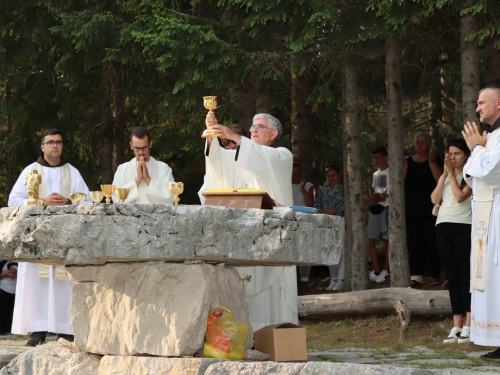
top-left (8, 128), bottom-right (92, 346)
top-left (205, 113), bottom-right (298, 331)
top-left (112, 127), bottom-right (175, 204)
top-left (462, 86), bottom-right (500, 360)
top-left (365, 146), bottom-right (390, 283)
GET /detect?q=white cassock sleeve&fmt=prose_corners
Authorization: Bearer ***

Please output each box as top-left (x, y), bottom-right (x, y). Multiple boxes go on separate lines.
top-left (8, 165), bottom-right (32, 207)
top-left (205, 137), bottom-right (293, 206)
top-left (464, 132), bottom-right (500, 189)
top-left (112, 160), bottom-right (175, 204)
top-left (69, 166), bottom-right (93, 204)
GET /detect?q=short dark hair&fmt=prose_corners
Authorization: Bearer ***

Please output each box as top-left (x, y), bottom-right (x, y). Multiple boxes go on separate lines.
top-left (131, 127), bottom-right (151, 143)
top-left (325, 164), bottom-right (341, 174)
top-left (449, 138), bottom-right (470, 158)
top-left (372, 146), bottom-right (388, 156)
top-left (41, 129), bottom-right (63, 144)
top-left (221, 124), bottom-right (247, 147)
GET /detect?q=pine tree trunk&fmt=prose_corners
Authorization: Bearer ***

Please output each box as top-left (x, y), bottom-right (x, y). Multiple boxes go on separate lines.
top-left (460, 0), bottom-right (480, 124)
top-left (114, 86), bottom-right (126, 169)
top-left (291, 65), bottom-right (313, 182)
top-left (385, 35), bottom-right (410, 287)
top-left (342, 52), bottom-right (368, 291)
top-left (100, 68), bottom-right (114, 184)
top-left (255, 77), bottom-right (271, 114)
top-left (237, 78), bottom-right (256, 132)
top-left (485, 35), bottom-right (500, 87)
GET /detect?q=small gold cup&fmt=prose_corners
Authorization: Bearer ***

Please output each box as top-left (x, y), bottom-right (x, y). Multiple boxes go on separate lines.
top-left (90, 191), bottom-right (104, 204)
top-left (202, 96), bottom-right (224, 138)
top-left (168, 182), bottom-right (184, 205)
top-left (70, 192), bottom-right (87, 204)
top-left (100, 184), bottom-right (116, 204)
top-left (116, 188), bottom-right (130, 204)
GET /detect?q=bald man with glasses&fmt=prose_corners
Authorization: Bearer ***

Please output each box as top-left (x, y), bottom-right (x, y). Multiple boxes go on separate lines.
top-left (112, 127), bottom-right (175, 204)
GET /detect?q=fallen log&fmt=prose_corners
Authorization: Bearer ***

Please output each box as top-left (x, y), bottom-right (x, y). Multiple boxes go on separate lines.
top-left (298, 287), bottom-right (451, 319)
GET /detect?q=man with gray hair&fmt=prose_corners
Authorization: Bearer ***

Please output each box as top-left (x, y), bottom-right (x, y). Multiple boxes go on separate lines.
top-left (204, 112), bottom-right (297, 332)
top-left (404, 132), bottom-right (443, 288)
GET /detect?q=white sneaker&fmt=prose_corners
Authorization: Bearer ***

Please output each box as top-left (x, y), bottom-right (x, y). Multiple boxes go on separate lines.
top-left (369, 270), bottom-right (379, 281)
top-left (326, 279), bottom-right (336, 290)
top-left (332, 280), bottom-right (344, 291)
top-left (443, 327), bottom-right (462, 343)
top-left (458, 335), bottom-right (470, 344)
top-left (376, 270), bottom-right (390, 283)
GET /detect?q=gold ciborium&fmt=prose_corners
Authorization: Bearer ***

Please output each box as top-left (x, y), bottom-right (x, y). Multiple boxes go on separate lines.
top-left (116, 188), bottom-right (130, 204)
top-left (70, 193), bottom-right (87, 204)
top-left (90, 191), bottom-right (104, 204)
top-left (168, 182), bottom-right (184, 205)
top-left (100, 184), bottom-right (116, 204)
top-left (202, 96), bottom-right (224, 138)
top-left (24, 170), bottom-right (44, 206)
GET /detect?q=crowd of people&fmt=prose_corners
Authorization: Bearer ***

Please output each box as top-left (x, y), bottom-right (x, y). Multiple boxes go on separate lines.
top-left (2, 86), bottom-right (500, 361)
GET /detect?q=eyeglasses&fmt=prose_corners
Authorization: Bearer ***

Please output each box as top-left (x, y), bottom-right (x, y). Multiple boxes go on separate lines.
top-left (132, 146), bottom-right (150, 152)
top-left (250, 124), bottom-right (276, 132)
top-left (42, 141), bottom-right (63, 147)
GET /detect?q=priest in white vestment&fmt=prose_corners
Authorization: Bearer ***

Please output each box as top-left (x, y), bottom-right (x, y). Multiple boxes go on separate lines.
top-left (8, 129), bottom-right (91, 346)
top-left (462, 87), bottom-right (500, 359)
top-left (112, 127), bottom-right (175, 204)
top-left (204, 113), bottom-right (298, 332)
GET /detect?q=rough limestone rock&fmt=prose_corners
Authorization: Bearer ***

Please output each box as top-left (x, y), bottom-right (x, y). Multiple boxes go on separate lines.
top-left (68, 262), bottom-right (253, 357)
top-left (203, 362), bottom-right (436, 375)
top-left (0, 204), bottom-right (341, 266)
top-left (0, 341), bottom-right (101, 375)
top-left (98, 356), bottom-right (222, 375)
top-left (0, 348), bottom-right (31, 369)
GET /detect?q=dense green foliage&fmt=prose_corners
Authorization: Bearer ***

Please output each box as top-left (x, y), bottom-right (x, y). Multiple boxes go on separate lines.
top-left (0, 0), bottom-right (498, 206)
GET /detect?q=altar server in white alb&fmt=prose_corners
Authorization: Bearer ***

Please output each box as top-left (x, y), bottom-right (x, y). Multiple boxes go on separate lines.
top-left (205, 113), bottom-right (298, 331)
top-left (8, 128), bottom-right (92, 346)
top-left (462, 86), bottom-right (500, 360)
top-left (112, 127), bottom-right (175, 204)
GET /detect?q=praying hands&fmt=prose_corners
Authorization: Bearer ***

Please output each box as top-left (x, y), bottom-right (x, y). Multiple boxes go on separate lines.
top-left (136, 157), bottom-right (151, 186)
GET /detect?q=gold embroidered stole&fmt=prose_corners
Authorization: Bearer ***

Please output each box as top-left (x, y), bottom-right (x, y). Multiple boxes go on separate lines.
top-left (34, 164), bottom-right (71, 281)
top-left (470, 129), bottom-right (499, 291)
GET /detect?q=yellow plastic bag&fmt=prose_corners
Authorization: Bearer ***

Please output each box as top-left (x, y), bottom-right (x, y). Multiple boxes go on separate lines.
top-left (203, 306), bottom-right (249, 360)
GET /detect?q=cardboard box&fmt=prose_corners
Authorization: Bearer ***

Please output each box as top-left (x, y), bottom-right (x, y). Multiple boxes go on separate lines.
top-left (253, 322), bottom-right (307, 362)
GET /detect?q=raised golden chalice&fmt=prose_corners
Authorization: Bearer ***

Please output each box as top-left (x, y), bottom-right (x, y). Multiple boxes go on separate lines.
top-left (116, 188), bottom-right (130, 204)
top-left (90, 191), bottom-right (104, 204)
top-left (70, 192), bottom-right (87, 204)
top-left (100, 184), bottom-right (116, 204)
top-left (202, 96), bottom-right (224, 138)
top-left (168, 182), bottom-right (184, 205)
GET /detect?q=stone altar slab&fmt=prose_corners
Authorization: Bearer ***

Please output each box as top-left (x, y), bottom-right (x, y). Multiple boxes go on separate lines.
top-left (68, 262), bottom-right (253, 356)
top-left (0, 204), bottom-right (342, 266)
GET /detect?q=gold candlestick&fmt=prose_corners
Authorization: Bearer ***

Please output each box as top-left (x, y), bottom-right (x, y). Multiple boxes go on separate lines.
top-left (168, 182), bottom-right (184, 205)
top-left (116, 188), bottom-right (130, 204)
top-left (202, 96), bottom-right (224, 138)
top-left (70, 193), bottom-right (87, 204)
top-left (100, 184), bottom-right (116, 204)
top-left (90, 191), bottom-right (104, 203)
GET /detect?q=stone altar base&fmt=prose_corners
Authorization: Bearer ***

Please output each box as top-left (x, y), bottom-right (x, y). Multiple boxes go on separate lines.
top-left (0, 341), bottom-right (435, 375)
top-left (67, 262), bottom-right (252, 356)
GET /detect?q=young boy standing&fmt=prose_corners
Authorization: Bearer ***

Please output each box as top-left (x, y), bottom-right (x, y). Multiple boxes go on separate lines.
top-left (365, 146), bottom-right (390, 283)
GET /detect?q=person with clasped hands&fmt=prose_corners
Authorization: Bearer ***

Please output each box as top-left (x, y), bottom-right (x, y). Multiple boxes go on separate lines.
top-left (112, 127), bottom-right (175, 204)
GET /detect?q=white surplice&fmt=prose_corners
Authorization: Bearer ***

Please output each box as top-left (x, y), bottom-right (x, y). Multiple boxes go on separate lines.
top-left (8, 162), bottom-right (91, 335)
top-left (112, 157), bottom-right (175, 204)
top-left (464, 131), bottom-right (500, 346)
top-left (205, 136), bottom-right (298, 331)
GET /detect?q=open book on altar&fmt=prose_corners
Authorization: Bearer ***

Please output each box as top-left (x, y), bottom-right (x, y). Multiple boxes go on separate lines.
top-left (202, 188), bottom-right (277, 209)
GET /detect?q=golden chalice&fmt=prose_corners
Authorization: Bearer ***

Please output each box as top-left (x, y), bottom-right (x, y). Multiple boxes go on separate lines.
top-left (202, 96), bottom-right (224, 138)
top-left (116, 188), bottom-right (130, 204)
top-left (90, 191), bottom-right (104, 204)
top-left (70, 192), bottom-right (87, 204)
top-left (100, 184), bottom-right (116, 204)
top-left (168, 182), bottom-right (184, 205)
